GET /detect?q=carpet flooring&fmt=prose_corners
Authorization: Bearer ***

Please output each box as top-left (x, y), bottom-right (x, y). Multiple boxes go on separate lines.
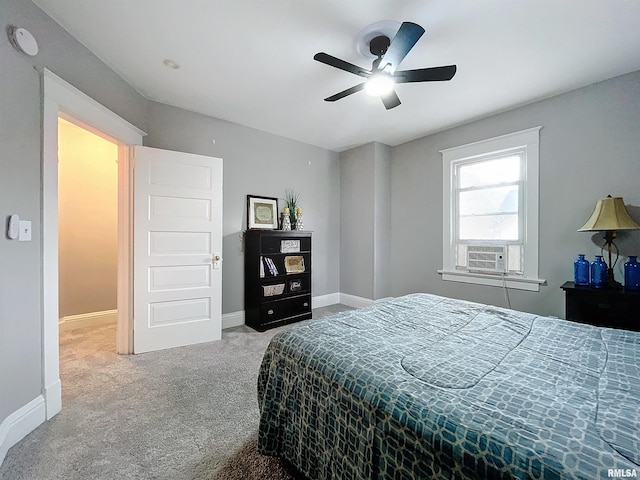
top-left (0, 304), bottom-right (352, 480)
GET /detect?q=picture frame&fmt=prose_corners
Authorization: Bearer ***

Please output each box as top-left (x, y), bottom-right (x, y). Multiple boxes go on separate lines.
top-left (247, 195), bottom-right (279, 230)
top-left (280, 239), bottom-right (300, 253)
top-left (289, 279), bottom-right (302, 292)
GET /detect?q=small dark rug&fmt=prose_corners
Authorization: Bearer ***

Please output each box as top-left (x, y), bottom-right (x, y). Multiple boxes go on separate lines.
top-left (212, 432), bottom-right (305, 480)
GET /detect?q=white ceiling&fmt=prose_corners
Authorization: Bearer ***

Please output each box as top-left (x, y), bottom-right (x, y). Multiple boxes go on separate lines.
top-left (33, 0), bottom-right (640, 152)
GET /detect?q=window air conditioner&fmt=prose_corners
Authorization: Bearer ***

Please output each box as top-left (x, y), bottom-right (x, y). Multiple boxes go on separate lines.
top-left (466, 245), bottom-right (507, 274)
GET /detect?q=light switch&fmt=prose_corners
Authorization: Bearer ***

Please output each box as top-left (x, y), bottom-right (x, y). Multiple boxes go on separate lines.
top-left (18, 220), bottom-right (32, 241)
top-left (7, 214), bottom-right (20, 239)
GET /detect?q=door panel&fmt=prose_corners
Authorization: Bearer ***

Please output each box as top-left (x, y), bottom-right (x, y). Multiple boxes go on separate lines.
top-left (134, 146), bottom-right (222, 353)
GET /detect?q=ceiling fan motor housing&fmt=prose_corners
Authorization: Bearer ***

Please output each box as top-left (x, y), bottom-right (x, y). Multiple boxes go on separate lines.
top-left (369, 35), bottom-right (390, 57)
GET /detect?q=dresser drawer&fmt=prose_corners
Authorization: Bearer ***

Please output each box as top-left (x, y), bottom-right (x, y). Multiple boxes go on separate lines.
top-left (260, 295), bottom-right (311, 324)
top-left (561, 282), bottom-right (640, 331)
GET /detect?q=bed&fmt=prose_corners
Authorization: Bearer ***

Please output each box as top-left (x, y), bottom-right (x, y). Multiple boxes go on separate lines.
top-left (257, 293), bottom-right (639, 480)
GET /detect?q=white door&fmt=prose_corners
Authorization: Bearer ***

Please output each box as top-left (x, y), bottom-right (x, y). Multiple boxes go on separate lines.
top-left (133, 146), bottom-right (223, 353)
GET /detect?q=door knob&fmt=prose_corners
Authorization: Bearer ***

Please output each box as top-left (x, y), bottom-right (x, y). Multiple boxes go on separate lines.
top-left (212, 252), bottom-right (222, 269)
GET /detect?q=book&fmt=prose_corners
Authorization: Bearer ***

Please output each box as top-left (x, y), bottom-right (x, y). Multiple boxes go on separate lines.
top-left (263, 257), bottom-right (278, 276)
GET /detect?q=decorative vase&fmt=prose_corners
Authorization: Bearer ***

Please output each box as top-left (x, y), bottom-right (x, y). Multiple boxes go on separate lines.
top-left (590, 255), bottom-right (607, 289)
top-left (282, 208), bottom-right (291, 230)
top-left (281, 212), bottom-right (291, 231)
top-left (294, 208), bottom-right (304, 230)
top-left (573, 254), bottom-right (590, 286)
top-left (624, 255), bottom-right (640, 290)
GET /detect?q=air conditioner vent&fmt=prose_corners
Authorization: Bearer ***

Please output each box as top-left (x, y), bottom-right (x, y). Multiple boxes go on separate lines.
top-left (467, 245), bottom-right (507, 273)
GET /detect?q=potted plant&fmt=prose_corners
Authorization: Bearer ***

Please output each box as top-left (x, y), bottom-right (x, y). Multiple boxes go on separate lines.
top-left (284, 188), bottom-right (300, 228)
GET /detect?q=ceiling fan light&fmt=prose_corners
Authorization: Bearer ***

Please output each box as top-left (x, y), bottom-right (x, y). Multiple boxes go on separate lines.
top-left (364, 74), bottom-right (394, 97)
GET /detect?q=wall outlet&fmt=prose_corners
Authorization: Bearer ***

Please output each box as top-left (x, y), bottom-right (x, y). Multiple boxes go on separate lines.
top-left (18, 220), bottom-right (32, 241)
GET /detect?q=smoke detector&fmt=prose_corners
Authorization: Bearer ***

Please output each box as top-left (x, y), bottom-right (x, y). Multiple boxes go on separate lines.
top-left (7, 26), bottom-right (39, 57)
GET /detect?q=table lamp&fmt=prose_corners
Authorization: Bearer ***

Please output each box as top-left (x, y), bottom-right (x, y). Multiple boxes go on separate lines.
top-left (578, 195), bottom-right (640, 288)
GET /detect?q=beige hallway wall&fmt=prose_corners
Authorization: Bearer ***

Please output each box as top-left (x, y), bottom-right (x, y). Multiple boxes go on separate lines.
top-left (58, 118), bottom-right (118, 318)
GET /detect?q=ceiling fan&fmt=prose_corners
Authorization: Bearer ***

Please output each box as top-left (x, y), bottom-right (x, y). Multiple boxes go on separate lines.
top-left (314, 22), bottom-right (457, 110)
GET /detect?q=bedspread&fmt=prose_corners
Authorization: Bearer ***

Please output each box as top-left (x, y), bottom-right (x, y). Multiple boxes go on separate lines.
top-left (257, 293), bottom-right (639, 479)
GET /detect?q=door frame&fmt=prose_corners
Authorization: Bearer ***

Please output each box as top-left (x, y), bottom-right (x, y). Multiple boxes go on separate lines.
top-left (42, 69), bottom-right (146, 419)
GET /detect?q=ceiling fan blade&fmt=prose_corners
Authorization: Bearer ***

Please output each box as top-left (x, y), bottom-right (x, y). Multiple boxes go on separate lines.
top-left (395, 65), bottom-right (457, 83)
top-left (314, 52), bottom-right (371, 77)
top-left (324, 83), bottom-right (365, 102)
top-left (379, 22), bottom-right (425, 73)
top-left (381, 90), bottom-right (401, 110)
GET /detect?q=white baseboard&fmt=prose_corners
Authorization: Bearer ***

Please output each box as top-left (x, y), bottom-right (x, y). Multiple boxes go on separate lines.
top-left (222, 310), bottom-right (245, 330)
top-left (59, 309), bottom-right (117, 332)
top-left (44, 379), bottom-right (62, 420)
top-left (339, 293), bottom-right (376, 309)
top-left (313, 293), bottom-right (341, 309)
top-left (0, 396), bottom-right (46, 466)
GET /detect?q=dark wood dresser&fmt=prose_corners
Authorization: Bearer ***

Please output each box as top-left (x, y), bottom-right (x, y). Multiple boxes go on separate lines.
top-left (560, 281), bottom-right (640, 331)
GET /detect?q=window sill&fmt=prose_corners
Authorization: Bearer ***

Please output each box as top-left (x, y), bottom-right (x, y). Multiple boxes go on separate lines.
top-left (437, 270), bottom-right (545, 292)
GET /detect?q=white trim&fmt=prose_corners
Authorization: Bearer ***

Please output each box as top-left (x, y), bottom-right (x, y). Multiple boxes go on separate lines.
top-left (42, 69), bottom-right (145, 421)
top-left (58, 309), bottom-right (118, 332)
top-left (42, 380), bottom-right (61, 425)
top-left (440, 127), bottom-right (542, 159)
top-left (437, 270), bottom-right (545, 292)
top-left (42, 89), bottom-right (61, 421)
top-left (339, 293), bottom-right (376, 309)
top-left (222, 311), bottom-right (245, 330)
top-left (0, 396), bottom-right (46, 465)
top-left (441, 127), bottom-right (541, 289)
top-left (313, 293), bottom-right (341, 309)
top-left (44, 70), bottom-right (145, 143)
top-left (374, 296), bottom-right (394, 303)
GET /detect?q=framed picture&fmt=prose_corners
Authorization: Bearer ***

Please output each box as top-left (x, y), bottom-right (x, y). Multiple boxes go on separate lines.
top-left (247, 195), bottom-right (279, 230)
top-left (289, 279), bottom-right (302, 292)
top-left (280, 239), bottom-right (300, 253)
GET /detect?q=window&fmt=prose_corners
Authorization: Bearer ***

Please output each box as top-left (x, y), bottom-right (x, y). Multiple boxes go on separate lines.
top-left (439, 127), bottom-right (544, 291)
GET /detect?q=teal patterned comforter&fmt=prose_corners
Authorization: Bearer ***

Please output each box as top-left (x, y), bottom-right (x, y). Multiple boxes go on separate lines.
top-left (257, 293), bottom-right (640, 479)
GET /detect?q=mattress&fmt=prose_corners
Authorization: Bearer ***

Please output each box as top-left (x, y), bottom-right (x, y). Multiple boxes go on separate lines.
top-left (257, 293), bottom-right (640, 479)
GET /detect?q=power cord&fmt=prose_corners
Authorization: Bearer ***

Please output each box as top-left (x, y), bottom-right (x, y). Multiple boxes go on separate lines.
top-left (501, 273), bottom-right (512, 309)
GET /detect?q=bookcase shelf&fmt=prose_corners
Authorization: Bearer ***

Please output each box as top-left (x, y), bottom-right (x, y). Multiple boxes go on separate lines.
top-left (244, 230), bottom-right (312, 331)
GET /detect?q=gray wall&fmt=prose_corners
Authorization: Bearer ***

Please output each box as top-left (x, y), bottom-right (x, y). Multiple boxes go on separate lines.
top-left (373, 143), bottom-right (391, 300)
top-left (339, 142), bottom-right (392, 300)
top-left (390, 70), bottom-right (640, 318)
top-left (1, 0), bottom-right (148, 434)
top-left (144, 102), bottom-right (341, 314)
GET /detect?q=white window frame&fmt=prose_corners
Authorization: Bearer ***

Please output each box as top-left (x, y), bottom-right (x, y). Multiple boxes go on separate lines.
top-left (438, 127), bottom-right (545, 291)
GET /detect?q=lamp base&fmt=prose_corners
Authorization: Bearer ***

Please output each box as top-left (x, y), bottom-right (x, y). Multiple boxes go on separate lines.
top-left (607, 267), bottom-right (622, 290)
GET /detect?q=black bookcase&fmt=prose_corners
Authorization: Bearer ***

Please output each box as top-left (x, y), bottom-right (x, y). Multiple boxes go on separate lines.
top-left (244, 230), bottom-right (312, 331)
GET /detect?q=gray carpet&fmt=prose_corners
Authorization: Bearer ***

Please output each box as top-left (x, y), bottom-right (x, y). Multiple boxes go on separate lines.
top-left (0, 304), bottom-right (352, 480)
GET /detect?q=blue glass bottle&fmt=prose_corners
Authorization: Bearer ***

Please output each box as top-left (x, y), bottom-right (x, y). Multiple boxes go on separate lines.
top-left (590, 255), bottom-right (607, 289)
top-left (624, 255), bottom-right (640, 290)
top-left (574, 254), bottom-right (590, 286)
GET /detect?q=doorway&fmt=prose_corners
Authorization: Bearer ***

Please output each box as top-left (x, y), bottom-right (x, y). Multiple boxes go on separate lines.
top-left (57, 117), bottom-right (118, 339)
top-left (42, 69), bottom-right (145, 420)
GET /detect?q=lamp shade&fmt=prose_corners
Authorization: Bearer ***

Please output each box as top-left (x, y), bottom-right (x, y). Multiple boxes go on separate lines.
top-left (578, 196), bottom-right (640, 232)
